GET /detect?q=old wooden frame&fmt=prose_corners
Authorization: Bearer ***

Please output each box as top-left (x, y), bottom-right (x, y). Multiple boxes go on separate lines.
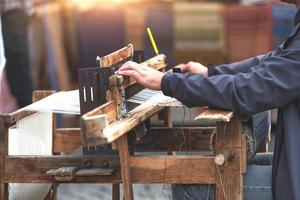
top-left (0, 91), bottom-right (247, 200)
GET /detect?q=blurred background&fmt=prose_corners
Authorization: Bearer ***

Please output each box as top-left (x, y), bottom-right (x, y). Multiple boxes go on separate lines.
top-left (0, 0), bottom-right (298, 115)
top-left (0, 0), bottom-right (297, 199)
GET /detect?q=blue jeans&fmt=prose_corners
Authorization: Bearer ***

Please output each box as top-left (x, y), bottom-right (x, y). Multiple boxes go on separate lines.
top-left (172, 153), bottom-right (273, 200)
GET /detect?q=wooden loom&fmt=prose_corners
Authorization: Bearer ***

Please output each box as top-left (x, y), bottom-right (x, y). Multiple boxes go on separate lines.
top-left (0, 45), bottom-right (255, 200)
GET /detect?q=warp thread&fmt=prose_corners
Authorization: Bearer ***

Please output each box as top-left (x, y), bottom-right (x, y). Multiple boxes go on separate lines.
top-left (8, 112), bottom-right (53, 200)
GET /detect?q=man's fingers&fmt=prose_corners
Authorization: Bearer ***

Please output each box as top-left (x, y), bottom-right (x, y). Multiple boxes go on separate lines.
top-left (174, 63), bottom-right (188, 72)
top-left (118, 70), bottom-right (142, 81)
top-left (118, 61), bottom-right (143, 74)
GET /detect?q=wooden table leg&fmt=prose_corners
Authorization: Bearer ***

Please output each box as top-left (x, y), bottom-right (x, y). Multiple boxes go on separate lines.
top-left (0, 118), bottom-right (8, 200)
top-left (118, 135), bottom-right (133, 200)
top-left (215, 116), bottom-right (244, 200)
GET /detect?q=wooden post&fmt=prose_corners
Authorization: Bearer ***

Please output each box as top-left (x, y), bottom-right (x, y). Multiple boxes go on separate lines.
top-left (158, 108), bottom-right (173, 128)
top-left (112, 183), bottom-right (120, 200)
top-left (0, 117), bottom-right (8, 200)
top-left (215, 116), bottom-right (244, 200)
top-left (118, 135), bottom-right (133, 200)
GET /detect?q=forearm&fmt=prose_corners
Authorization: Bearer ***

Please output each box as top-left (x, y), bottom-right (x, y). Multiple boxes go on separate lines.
top-left (161, 49), bottom-right (300, 117)
top-left (209, 54), bottom-right (268, 76)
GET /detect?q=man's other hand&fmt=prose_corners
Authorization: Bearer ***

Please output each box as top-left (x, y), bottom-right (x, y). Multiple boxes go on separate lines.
top-left (117, 61), bottom-right (164, 90)
top-left (176, 61), bottom-right (208, 76)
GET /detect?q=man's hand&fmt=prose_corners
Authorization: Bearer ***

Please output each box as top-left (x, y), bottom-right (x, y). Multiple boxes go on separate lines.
top-left (117, 61), bottom-right (164, 90)
top-left (176, 61), bottom-right (208, 76)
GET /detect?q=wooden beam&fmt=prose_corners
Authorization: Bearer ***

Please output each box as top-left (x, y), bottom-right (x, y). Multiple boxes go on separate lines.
top-left (5, 155), bottom-right (120, 184)
top-left (215, 116), bottom-right (243, 200)
top-left (117, 136), bottom-right (134, 200)
top-left (100, 44), bottom-right (133, 68)
top-left (195, 109), bottom-right (234, 122)
top-left (112, 184), bottom-right (120, 200)
top-left (130, 156), bottom-right (215, 184)
top-left (81, 101), bottom-right (117, 146)
top-left (53, 128), bottom-right (81, 154)
top-left (0, 118), bottom-right (8, 199)
top-left (5, 155), bottom-right (216, 184)
top-left (82, 101), bottom-right (117, 124)
top-left (5, 110), bottom-right (35, 125)
top-left (133, 127), bottom-right (214, 152)
top-left (103, 106), bottom-right (165, 143)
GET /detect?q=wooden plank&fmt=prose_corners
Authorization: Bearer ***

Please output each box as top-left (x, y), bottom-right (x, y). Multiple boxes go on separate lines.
top-left (5, 110), bottom-right (35, 125)
top-left (5, 155), bottom-right (121, 184)
top-left (0, 117), bottom-right (8, 199)
top-left (81, 101), bottom-right (118, 146)
top-left (195, 108), bottom-right (234, 122)
top-left (118, 136), bottom-right (133, 200)
top-left (82, 101), bottom-right (117, 124)
top-left (53, 128), bottom-right (81, 154)
top-left (100, 44), bottom-right (133, 68)
top-left (109, 76), bottom-right (123, 116)
top-left (103, 106), bottom-right (165, 143)
top-left (5, 155), bottom-right (216, 184)
top-left (133, 127), bottom-right (214, 152)
top-left (130, 156), bottom-right (215, 184)
top-left (215, 116), bottom-right (243, 200)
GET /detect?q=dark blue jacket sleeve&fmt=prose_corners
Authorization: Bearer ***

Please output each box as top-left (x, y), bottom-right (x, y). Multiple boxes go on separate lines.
top-left (161, 48), bottom-right (300, 117)
top-left (208, 53), bottom-right (271, 76)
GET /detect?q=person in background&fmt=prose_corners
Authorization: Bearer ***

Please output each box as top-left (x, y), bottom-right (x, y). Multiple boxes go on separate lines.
top-left (0, 0), bottom-right (33, 108)
top-left (0, 15), bottom-right (5, 83)
top-left (117, 0), bottom-right (300, 199)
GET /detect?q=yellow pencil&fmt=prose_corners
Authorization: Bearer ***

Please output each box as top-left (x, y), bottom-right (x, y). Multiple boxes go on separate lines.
top-left (146, 27), bottom-right (159, 55)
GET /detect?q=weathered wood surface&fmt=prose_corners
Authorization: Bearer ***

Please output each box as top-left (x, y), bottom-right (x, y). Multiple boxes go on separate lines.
top-left (4, 110), bottom-right (35, 125)
top-left (53, 126), bottom-right (215, 153)
top-left (215, 116), bottom-right (244, 200)
top-left (102, 106), bottom-right (165, 143)
top-left (5, 155), bottom-right (216, 184)
top-left (133, 127), bottom-right (214, 152)
top-left (130, 156), bottom-right (215, 184)
top-left (53, 128), bottom-right (81, 154)
top-left (241, 134), bottom-right (247, 174)
top-left (112, 184), bottom-right (120, 200)
top-left (82, 101), bottom-right (117, 124)
top-left (81, 101), bottom-right (117, 146)
top-left (5, 156), bottom-right (120, 184)
top-left (0, 118), bottom-right (8, 199)
top-left (117, 136), bottom-right (134, 200)
top-left (195, 108), bottom-right (234, 122)
top-left (100, 44), bottom-right (133, 68)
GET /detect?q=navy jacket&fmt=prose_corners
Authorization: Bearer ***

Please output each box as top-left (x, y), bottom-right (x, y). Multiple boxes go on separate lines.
top-left (161, 9), bottom-right (300, 200)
